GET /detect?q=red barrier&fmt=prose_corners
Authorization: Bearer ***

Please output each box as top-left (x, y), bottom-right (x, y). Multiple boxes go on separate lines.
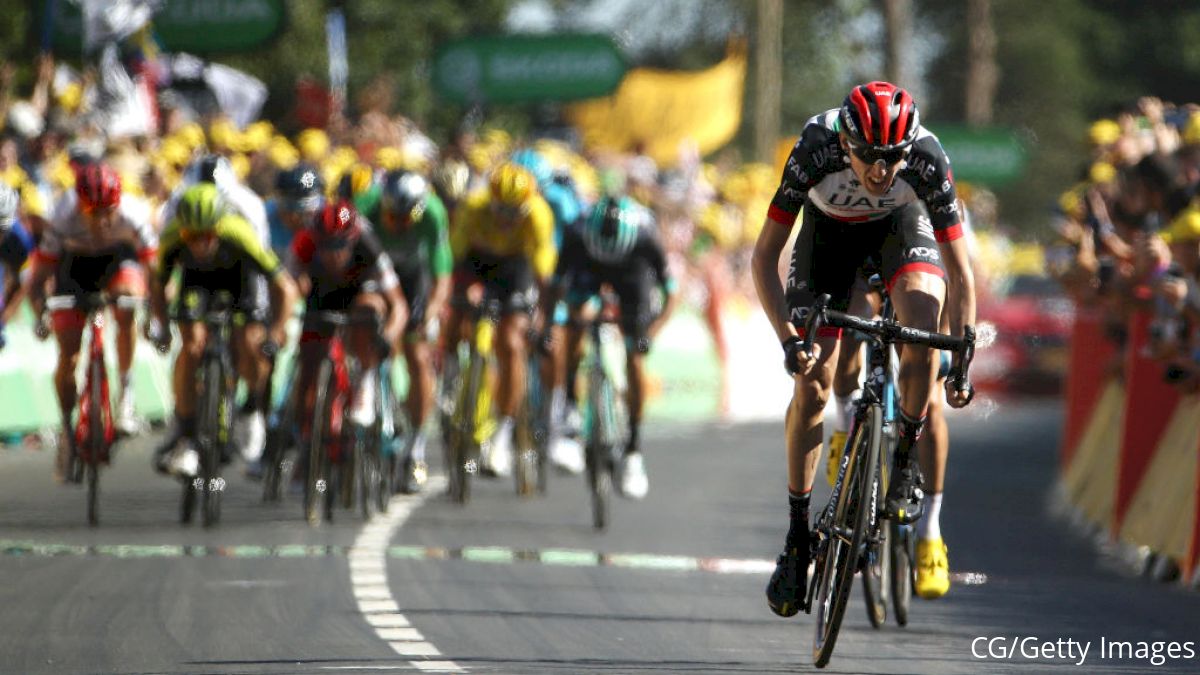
top-left (1061, 308), bottom-right (1119, 470)
top-left (1190, 436), bottom-right (1200, 583)
top-left (1114, 310), bottom-right (1183, 533)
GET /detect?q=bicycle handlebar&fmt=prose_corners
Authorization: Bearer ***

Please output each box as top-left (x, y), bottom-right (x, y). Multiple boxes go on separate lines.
top-left (788, 290), bottom-right (976, 385)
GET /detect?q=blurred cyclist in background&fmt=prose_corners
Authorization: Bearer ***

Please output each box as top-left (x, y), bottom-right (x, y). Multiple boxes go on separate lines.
top-left (377, 168), bottom-right (452, 493)
top-left (539, 194), bottom-right (677, 497)
top-left (25, 163), bottom-right (157, 478)
top-left (268, 162), bottom-right (325, 253)
top-left (149, 184), bottom-right (298, 477)
top-left (443, 162), bottom-right (556, 477)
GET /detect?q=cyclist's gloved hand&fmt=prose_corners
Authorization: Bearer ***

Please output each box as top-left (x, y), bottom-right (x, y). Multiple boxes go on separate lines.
top-left (146, 319), bottom-right (171, 354)
top-left (34, 312), bottom-right (51, 341)
top-left (260, 338), bottom-right (280, 359)
top-left (537, 330), bottom-right (555, 356)
top-left (782, 335), bottom-right (817, 376)
top-left (633, 335), bottom-right (651, 355)
top-left (945, 325), bottom-right (976, 408)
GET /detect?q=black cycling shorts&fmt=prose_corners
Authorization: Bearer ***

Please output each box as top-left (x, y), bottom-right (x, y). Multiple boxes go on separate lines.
top-left (786, 201), bottom-right (945, 323)
top-left (453, 250), bottom-right (537, 315)
top-left (394, 264), bottom-right (431, 334)
top-left (565, 264), bottom-right (659, 346)
top-left (54, 245), bottom-right (142, 298)
top-left (175, 267), bottom-right (269, 324)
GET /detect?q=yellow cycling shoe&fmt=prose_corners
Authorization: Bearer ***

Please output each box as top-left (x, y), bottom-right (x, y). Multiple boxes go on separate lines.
top-left (825, 431), bottom-right (847, 487)
top-left (915, 538), bottom-right (951, 599)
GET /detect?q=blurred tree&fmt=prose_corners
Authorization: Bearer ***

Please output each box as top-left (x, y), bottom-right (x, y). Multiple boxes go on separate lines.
top-left (220, 0), bottom-right (517, 141)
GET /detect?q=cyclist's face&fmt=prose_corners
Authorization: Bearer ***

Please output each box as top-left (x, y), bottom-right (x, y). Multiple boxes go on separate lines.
top-left (316, 245), bottom-right (352, 270)
top-left (489, 201), bottom-right (523, 230)
top-left (842, 138), bottom-right (906, 196)
top-left (183, 231), bottom-right (219, 259)
top-left (82, 204), bottom-right (117, 230)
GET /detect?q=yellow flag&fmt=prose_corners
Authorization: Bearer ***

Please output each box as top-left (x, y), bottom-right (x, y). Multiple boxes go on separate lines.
top-left (567, 46), bottom-right (746, 167)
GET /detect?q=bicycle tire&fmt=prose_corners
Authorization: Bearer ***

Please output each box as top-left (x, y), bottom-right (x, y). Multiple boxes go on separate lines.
top-left (374, 378), bottom-right (392, 513)
top-left (587, 371), bottom-right (616, 530)
top-left (450, 352), bottom-right (484, 505)
top-left (86, 359), bottom-right (104, 526)
top-left (180, 477), bottom-right (196, 524)
top-left (890, 520), bottom-right (914, 626)
top-left (862, 441), bottom-right (888, 628)
top-left (306, 359), bottom-right (335, 525)
top-left (813, 403), bottom-right (881, 668)
top-left (199, 356), bottom-right (224, 528)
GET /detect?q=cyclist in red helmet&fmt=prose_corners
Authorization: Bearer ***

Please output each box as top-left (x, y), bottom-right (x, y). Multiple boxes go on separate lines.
top-left (751, 81), bottom-right (977, 617)
top-left (24, 162), bottom-right (158, 479)
top-left (287, 200), bottom-right (407, 440)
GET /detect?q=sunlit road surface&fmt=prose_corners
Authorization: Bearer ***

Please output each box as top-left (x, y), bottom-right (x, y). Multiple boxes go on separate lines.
top-left (0, 399), bottom-right (1195, 674)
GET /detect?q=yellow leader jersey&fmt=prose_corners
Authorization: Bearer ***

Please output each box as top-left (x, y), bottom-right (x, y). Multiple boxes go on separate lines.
top-left (450, 190), bottom-right (556, 281)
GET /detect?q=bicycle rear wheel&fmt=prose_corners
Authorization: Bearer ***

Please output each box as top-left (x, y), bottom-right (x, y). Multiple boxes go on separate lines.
top-left (198, 356), bottom-right (225, 528)
top-left (813, 403), bottom-right (881, 668)
top-left (86, 360), bottom-right (104, 527)
top-left (306, 360), bottom-right (335, 525)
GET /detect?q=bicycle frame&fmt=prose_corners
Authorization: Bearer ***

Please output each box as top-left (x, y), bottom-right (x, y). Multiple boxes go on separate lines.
top-left (186, 295), bottom-right (236, 527)
top-left (791, 286), bottom-right (974, 667)
top-left (445, 297), bottom-right (502, 504)
top-left (582, 301), bottom-right (628, 530)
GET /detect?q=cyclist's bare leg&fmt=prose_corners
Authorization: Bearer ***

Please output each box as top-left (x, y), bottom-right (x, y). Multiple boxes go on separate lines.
top-left (786, 335), bottom-right (841, 494)
top-left (109, 271), bottom-right (144, 382)
top-left (495, 313), bottom-right (530, 419)
top-left (350, 293), bottom-right (387, 371)
top-left (173, 321), bottom-right (207, 420)
top-left (919, 385), bottom-right (948, 493)
top-left (236, 323), bottom-right (271, 401)
top-left (403, 338), bottom-right (433, 430)
top-left (624, 351), bottom-right (647, 451)
top-left (51, 319), bottom-right (84, 428)
top-left (889, 272), bottom-right (945, 423)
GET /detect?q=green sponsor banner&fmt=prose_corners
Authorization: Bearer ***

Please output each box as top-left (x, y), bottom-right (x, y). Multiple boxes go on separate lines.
top-left (433, 34), bottom-right (626, 104)
top-left (42, 0), bottom-right (286, 54)
top-left (930, 126), bottom-right (1028, 187)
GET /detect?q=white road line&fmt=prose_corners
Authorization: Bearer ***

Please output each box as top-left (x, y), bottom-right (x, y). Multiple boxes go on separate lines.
top-left (348, 476), bottom-right (461, 671)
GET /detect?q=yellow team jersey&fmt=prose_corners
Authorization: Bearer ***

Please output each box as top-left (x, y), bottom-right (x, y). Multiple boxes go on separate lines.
top-left (451, 189), bottom-right (557, 280)
top-left (157, 212), bottom-right (281, 282)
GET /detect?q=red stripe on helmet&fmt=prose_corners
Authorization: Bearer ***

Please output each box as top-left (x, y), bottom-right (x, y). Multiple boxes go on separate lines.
top-left (892, 95), bottom-right (911, 146)
top-left (850, 87), bottom-right (874, 144)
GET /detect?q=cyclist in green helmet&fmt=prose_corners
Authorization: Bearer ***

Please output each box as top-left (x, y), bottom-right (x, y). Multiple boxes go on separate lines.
top-left (148, 183), bottom-right (299, 477)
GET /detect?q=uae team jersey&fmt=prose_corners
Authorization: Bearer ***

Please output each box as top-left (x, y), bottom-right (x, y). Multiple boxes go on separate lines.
top-left (767, 109), bottom-right (963, 243)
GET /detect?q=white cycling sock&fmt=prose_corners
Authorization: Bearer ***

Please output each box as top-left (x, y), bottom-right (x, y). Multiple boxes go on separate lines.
top-left (833, 389), bottom-right (860, 433)
top-left (918, 492), bottom-right (943, 541)
top-left (410, 431), bottom-right (427, 464)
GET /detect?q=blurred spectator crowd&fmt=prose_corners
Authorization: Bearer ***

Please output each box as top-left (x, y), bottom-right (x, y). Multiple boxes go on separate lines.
top-left (1051, 97), bottom-right (1200, 392)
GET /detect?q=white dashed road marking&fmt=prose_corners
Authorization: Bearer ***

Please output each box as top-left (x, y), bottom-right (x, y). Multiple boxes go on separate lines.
top-left (348, 476), bottom-right (464, 673)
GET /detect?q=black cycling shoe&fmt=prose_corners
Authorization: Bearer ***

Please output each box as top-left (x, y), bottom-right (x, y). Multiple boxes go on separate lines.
top-left (766, 535), bottom-right (811, 618)
top-left (884, 456), bottom-right (925, 524)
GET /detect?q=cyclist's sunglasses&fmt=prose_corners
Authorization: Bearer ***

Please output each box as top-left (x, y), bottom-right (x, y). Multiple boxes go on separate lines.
top-left (849, 143), bottom-right (909, 166)
top-left (81, 202), bottom-right (117, 216)
top-left (492, 203), bottom-right (523, 221)
top-left (180, 228), bottom-right (216, 244)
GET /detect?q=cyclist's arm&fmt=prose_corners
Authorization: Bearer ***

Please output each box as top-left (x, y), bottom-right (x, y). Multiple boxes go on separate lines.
top-left (643, 229), bottom-right (679, 339)
top-left (380, 266), bottom-right (407, 347)
top-left (752, 215), bottom-right (800, 344)
top-left (150, 220), bottom-right (184, 327)
top-left (423, 193), bottom-right (453, 326)
top-left (267, 269), bottom-right (298, 346)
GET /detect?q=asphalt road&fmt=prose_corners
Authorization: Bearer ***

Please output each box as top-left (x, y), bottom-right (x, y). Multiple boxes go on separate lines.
top-left (0, 398), bottom-right (1196, 674)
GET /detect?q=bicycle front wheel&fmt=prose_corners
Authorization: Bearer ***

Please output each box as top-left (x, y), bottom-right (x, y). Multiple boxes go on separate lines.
top-left (86, 360), bottom-right (104, 526)
top-left (890, 520), bottom-right (914, 626)
top-left (306, 360), bottom-right (335, 525)
top-left (862, 441), bottom-right (888, 629)
top-left (586, 373), bottom-right (617, 530)
top-left (198, 356), bottom-right (225, 528)
top-left (813, 403), bottom-right (882, 668)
